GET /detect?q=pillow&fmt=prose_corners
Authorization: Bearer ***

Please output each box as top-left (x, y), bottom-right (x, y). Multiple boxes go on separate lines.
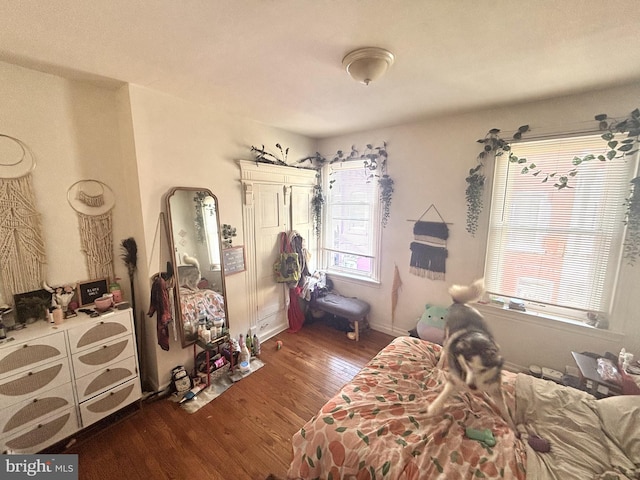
top-left (596, 395), bottom-right (640, 464)
top-left (416, 304), bottom-right (448, 345)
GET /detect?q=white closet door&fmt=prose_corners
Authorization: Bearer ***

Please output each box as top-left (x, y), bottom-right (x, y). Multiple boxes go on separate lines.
top-left (254, 183), bottom-right (288, 336)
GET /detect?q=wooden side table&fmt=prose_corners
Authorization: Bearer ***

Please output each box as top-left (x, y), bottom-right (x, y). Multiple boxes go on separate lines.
top-left (571, 351), bottom-right (622, 397)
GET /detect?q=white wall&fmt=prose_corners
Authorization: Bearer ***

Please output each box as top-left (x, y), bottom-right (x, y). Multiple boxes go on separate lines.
top-left (318, 83), bottom-right (640, 372)
top-left (0, 60), bottom-right (136, 314)
top-left (125, 85), bottom-right (316, 390)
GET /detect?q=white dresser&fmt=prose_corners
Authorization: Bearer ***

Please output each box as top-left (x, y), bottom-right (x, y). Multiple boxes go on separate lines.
top-left (0, 308), bottom-right (140, 453)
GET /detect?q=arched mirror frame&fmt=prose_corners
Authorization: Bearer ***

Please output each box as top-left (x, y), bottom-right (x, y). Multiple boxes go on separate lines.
top-left (165, 187), bottom-right (229, 348)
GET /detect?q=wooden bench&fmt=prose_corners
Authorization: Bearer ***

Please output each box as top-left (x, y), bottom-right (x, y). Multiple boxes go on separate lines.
top-left (312, 293), bottom-right (371, 341)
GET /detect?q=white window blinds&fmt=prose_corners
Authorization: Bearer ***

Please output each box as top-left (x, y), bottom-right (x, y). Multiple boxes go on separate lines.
top-left (323, 162), bottom-right (380, 280)
top-left (485, 134), bottom-right (638, 315)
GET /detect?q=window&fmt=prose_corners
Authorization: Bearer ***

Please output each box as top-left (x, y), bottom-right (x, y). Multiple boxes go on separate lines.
top-left (485, 134), bottom-right (638, 320)
top-left (322, 161), bottom-right (381, 281)
top-left (202, 198), bottom-right (221, 269)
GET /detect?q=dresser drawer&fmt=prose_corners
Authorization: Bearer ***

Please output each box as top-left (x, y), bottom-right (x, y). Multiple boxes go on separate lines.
top-left (1, 407), bottom-right (78, 454)
top-left (75, 355), bottom-right (138, 403)
top-left (1, 382), bottom-right (74, 437)
top-left (0, 331), bottom-right (66, 377)
top-left (67, 311), bottom-right (133, 354)
top-left (79, 378), bottom-right (141, 428)
top-left (71, 335), bottom-right (135, 379)
top-left (0, 358), bottom-right (71, 410)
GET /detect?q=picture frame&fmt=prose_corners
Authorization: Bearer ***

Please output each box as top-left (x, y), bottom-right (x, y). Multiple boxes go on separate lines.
top-left (222, 245), bottom-right (246, 276)
top-left (77, 278), bottom-right (109, 306)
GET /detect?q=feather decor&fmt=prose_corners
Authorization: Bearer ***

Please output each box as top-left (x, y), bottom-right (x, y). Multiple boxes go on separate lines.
top-left (121, 237), bottom-right (138, 277)
top-left (120, 237), bottom-right (139, 342)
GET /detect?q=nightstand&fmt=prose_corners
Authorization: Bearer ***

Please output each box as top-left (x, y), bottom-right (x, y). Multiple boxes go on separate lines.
top-left (571, 351), bottom-right (622, 397)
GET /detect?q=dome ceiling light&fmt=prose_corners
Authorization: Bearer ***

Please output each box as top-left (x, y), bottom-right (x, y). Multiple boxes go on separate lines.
top-left (342, 47), bottom-right (395, 86)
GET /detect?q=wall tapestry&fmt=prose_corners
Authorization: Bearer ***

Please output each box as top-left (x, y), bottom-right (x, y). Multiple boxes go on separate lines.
top-left (409, 204), bottom-right (449, 280)
top-left (67, 179), bottom-right (115, 281)
top-left (0, 134), bottom-right (47, 303)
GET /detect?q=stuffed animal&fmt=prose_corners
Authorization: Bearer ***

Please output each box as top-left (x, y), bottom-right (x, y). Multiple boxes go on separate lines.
top-left (413, 304), bottom-right (448, 345)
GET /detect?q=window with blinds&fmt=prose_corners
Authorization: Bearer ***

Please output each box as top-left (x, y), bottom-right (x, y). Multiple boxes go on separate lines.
top-left (485, 134), bottom-right (638, 320)
top-left (323, 162), bottom-right (381, 281)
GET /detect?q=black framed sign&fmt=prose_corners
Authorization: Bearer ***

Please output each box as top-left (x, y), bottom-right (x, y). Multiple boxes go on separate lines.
top-left (222, 246), bottom-right (246, 275)
top-left (77, 278), bottom-right (109, 306)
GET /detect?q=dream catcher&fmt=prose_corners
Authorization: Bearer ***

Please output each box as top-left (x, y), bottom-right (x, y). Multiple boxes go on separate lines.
top-left (67, 179), bottom-right (116, 281)
top-left (0, 134), bottom-right (47, 302)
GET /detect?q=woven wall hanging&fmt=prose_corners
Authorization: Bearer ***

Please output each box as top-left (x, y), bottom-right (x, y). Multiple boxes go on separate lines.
top-left (0, 134), bottom-right (47, 303)
top-left (409, 204), bottom-right (449, 280)
top-left (67, 179), bottom-right (116, 281)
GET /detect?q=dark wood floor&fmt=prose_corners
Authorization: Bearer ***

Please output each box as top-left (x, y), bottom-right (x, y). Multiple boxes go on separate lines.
top-left (63, 321), bottom-right (394, 480)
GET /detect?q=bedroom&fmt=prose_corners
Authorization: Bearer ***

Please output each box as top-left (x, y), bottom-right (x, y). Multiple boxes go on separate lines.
top-left (0, 1), bottom-right (639, 478)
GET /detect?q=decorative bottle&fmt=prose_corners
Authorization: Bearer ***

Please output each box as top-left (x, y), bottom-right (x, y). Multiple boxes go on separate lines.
top-left (253, 334), bottom-right (260, 356)
top-left (245, 331), bottom-right (253, 353)
top-left (239, 334), bottom-right (250, 365)
top-left (110, 277), bottom-right (123, 303)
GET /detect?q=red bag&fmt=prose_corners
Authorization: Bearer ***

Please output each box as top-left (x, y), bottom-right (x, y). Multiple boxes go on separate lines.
top-left (288, 287), bottom-right (305, 333)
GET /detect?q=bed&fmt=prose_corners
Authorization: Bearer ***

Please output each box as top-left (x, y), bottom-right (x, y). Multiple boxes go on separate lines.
top-left (288, 336), bottom-right (640, 480)
top-left (179, 286), bottom-right (226, 327)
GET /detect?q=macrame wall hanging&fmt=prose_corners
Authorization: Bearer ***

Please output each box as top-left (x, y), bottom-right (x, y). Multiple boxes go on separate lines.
top-left (408, 204), bottom-right (449, 280)
top-left (67, 179), bottom-right (116, 281)
top-left (0, 134), bottom-right (47, 303)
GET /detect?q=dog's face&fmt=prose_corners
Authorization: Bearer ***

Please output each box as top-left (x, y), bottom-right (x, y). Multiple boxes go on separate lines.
top-left (451, 333), bottom-right (503, 391)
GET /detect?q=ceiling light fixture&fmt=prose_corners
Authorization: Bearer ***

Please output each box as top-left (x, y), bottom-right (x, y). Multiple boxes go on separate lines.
top-left (342, 47), bottom-right (395, 86)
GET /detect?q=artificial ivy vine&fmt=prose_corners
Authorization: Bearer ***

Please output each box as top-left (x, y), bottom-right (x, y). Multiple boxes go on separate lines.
top-left (465, 126), bottom-right (530, 235)
top-left (249, 142), bottom-right (394, 237)
top-left (465, 108), bottom-right (640, 264)
top-left (299, 143), bottom-right (394, 232)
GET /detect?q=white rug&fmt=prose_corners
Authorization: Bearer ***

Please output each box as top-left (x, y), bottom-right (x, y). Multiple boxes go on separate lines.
top-left (172, 357), bottom-right (265, 413)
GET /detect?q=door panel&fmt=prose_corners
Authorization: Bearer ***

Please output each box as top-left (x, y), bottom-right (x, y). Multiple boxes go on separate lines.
top-left (255, 184), bottom-right (287, 325)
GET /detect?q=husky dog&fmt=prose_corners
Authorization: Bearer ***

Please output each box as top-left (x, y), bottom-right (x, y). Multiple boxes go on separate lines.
top-left (178, 253), bottom-right (202, 291)
top-left (427, 279), bottom-right (516, 430)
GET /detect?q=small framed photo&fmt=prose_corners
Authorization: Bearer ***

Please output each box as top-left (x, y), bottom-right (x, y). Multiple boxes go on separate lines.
top-left (77, 278), bottom-right (109, 306)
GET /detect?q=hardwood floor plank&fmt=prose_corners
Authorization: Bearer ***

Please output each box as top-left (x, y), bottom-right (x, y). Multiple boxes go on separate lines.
top-left (61, 321), bottom-right (394, 479)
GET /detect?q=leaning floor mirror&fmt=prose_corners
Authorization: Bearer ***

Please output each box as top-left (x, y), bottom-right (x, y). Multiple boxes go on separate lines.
top-left (165, 187), bottom-right (229, 348)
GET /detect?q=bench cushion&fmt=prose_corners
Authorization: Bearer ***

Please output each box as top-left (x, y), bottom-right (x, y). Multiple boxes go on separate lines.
top-left (313, 293), bottom-right (370, 320)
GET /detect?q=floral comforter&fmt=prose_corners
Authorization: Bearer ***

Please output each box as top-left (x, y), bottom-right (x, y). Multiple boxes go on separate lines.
top-left (288, 336), bottom-right (526, 480)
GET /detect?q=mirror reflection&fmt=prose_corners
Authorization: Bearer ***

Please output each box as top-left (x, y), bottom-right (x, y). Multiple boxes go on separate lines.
top-left (165, 187), bottom-right (228, 347)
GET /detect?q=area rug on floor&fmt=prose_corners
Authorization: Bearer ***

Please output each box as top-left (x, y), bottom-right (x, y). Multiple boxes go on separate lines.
top-left (171, 357), bottom-right (265, 413)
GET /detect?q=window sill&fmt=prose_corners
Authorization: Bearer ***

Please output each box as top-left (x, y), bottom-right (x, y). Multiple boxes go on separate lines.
top-left (325, 271), bottom-right (381, 288)
top-left (475, 303), bottom-right (624, 342)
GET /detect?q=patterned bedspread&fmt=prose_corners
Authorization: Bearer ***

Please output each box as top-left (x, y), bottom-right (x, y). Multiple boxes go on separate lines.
top-left (288, 336), bottom-right (526, 480)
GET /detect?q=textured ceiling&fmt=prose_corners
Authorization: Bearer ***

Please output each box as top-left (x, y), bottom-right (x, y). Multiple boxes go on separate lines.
top-left (2, 0), bottom-right (640, 138)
